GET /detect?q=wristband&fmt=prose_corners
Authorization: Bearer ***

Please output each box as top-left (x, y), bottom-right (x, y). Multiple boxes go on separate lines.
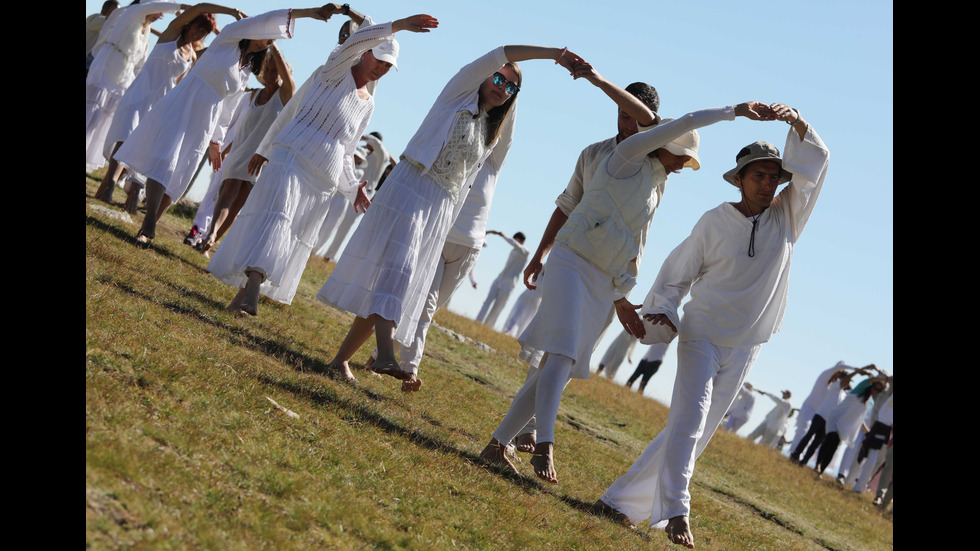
top-left (785, 108), bottom-right (800, 125)
top-left (555, 47), bottom-right (567, 64)
top-left (341, 3), bottom-right (350, 16)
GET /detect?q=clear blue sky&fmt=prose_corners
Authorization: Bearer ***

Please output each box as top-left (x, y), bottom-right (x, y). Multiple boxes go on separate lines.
top-left (88, 1), bottom-right (893, 457)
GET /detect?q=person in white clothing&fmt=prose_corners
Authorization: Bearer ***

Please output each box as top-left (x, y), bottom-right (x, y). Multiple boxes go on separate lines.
top-left (595, 329), bottom-right (638, 379)
top-left (626, 342), bottom-right (669, 393)
top-left (746, 389), bottom-right (793, 449)
top-left (94, 3), bottom-right (231, 207)
top-left (479, 96), bottom-right (780, 490)
top-left (722, 382), bottom-right (755, 432)
top-left (476, 231), bottom-right (529, 329)
top-left (313, 132), bottom-right (393, 262)
top-left (316, 44), bottom-right (585, 388)
top-left (502, 268), bottom-right (544, 338)
top-left (363, 111), bottom-right (517, 393)
top-left (593, 104), bottom-right (829, 549)
top-left (115, 6), bottom-right (334, 245)
top-left (86, 1), bottom-right (180, 173)
top-left (790, 364), bottom-right (873, 465)
top-left (206, 11), bottom-right (438, 315)
top-left (198, 41), bottom-right (296, 257)
top-left (87, 1), bottom-right (121, 76)
top-left (850, 392), bottom-right (892, 493)
top-left (813, 377), bottom-right (887, 475)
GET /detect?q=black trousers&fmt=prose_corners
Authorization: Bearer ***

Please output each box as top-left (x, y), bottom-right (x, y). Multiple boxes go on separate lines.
top-left (814, 431), bottom-right (842, 474)
top-left (626, 359), bottom-right (662, 390)
top-left (791, 413), bottom-right (827, 464)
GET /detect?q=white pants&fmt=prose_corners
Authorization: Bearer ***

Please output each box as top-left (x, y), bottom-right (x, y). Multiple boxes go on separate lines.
top-left (747, 421), bottom-right (780, 449)
top-left (491, 353), bottom-right (573, 445)
top-left (601, 340), bottom-right (761, 529)
top-left (723, 413), bottom-right (749, 433)
top-left (477, 277), bottom-right (515, 329)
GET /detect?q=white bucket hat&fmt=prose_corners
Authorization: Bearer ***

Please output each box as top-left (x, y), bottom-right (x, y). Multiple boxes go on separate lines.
top-left (657, 117), bottom-right (701, 170)
top-left (722, 141), bottom-right (793, 186)
top-left (371, 38), bottom-right (399, 71)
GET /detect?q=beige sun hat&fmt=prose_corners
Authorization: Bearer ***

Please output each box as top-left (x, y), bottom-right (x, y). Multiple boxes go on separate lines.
top-left (722, 141), bottom-right (793, 186)
top-left (657, 118), bottom-right (701, 170)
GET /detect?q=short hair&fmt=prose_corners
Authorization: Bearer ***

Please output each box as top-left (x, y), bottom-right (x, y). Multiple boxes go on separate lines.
top-left (513, 232), bottom-right (526, 242)
top-left (369, 131), bottom-right (383, 141)
top-left (625, 82), bottom-right (659, 113)
top-left (102, 1), bottom-right (120, 12)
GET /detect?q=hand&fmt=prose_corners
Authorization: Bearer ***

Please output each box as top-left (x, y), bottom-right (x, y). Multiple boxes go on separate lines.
top-left (614, 298), bottom-right (644, 339)
top-left (231, 9), bottom-right (246, 20)
top-left (396, 14), bottom-right (439, 33)
top-left (570, 60), bottom-right (599, 82)
top-left (315, 4), bottom-right (340, 21)
top-left (734, 101), bottom-right (777, 121)
top-left (352, 181), bottom-right (371, 213)
top-left (642, 312), bottom-right (677, 333)
top-left (523, 259), bottom-right (543, 289)
top-left (770, 103), bottom-right (801, 124)
top-left (247, 153), bottom-right (268, 177)
top-left (207, 142), bottom-right (222, 171)
top-left (555, 48), bottom-right (584, 76)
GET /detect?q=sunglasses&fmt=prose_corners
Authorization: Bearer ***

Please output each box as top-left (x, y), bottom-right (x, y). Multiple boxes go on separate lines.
top-left (492, 72), bottom-right (520, 95)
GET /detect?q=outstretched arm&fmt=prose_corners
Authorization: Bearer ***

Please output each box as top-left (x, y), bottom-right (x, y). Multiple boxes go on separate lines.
top-left (267, 42), bottom-right (296, 103)
top-left (570, 61), bottom-right (659, 127)
top-left (158, 3), bottom-right (244, 43)
top-left (502, 45), bottom-right (583, 75)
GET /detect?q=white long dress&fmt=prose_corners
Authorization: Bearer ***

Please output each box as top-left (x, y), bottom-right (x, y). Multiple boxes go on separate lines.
top-left (206, 22), bottom-right (396, 304)
top-left (85, 1), bottom-right (181, 171)
top-left (114, 9), bottom-right (296, 202)
top-left (219, 90), bottom-right (286, 183)
top-left (102, 40), bottom-right (192, 168)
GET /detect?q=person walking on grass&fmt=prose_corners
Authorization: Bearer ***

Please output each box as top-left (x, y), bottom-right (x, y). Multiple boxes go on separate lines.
top-left (592, 104), bottom-right (829, 549)
top-left (475, 230), bottom-right (529, 329)
top-left (206, 10), bottom-right (439, 314)
top-left (316, 44), bottom-right (586, 390)
top-left (477, 98), bottom-right (779, 488)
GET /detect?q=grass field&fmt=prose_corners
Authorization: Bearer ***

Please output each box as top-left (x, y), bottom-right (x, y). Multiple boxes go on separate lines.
top-left (85, 171), bottom-right (893, 550)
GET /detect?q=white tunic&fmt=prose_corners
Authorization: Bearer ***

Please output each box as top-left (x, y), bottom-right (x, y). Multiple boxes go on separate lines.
top-left (114, 9), bottom-right (296, 201)
top-left (220, 89), bottom-right (286, 183)
top-left (103, 40), bottom-right (192, 161)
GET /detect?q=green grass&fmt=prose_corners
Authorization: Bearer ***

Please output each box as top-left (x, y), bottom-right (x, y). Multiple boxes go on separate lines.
top-left (85, 172), bottom-right (893, 550)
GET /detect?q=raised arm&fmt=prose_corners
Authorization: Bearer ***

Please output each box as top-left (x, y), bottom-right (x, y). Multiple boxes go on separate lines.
top-left (267, 42), bottom-right (296, 103)
top-left (571, 61), bottom-right (659, 127)
top-left (501, 45), bottom-right (582, 75)
top-left (158, 3), bottom-right (243, 43)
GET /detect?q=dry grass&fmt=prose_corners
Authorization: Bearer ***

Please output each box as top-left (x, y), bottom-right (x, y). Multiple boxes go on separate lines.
top-left (85, 172), bottom-right (893, 550)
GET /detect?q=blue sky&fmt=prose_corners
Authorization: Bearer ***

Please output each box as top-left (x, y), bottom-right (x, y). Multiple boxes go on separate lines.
top-left (88, 1), bottom-right (893, 458)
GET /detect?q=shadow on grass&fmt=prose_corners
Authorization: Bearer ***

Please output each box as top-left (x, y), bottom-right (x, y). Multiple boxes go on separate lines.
top-left (86, 213), bottom-right (188, 263)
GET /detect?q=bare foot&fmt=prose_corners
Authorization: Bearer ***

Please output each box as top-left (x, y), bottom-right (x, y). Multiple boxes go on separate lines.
top-left (665, 515), bottom-right (695, 549)
top-left (135, 231), bottom-right (150, 244)
top-left (372, 359), bottom-right (413, 381)
top-left (513, 433), bottom-right (536, 453)
top-left (401, 375), bottom-right (422, 392)
top-left (363, 355), bottom-right (383, 378)
top-left (329, 361), bottom-right (358, 382)
top-left (477, 438), bottom-right (520, 477)
top-left (239, 305), bottom-right (257, 317)
top-left (530, 442), bottom-right (558, 484)
top-left (591, 499), bottom-right (635, 529)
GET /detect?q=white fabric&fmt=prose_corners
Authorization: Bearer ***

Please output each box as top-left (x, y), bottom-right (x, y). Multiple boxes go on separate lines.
top-left (601, 340), bottom-right (761, 528)
top-left (221, 89), bottom-right (286, 183)
top-left (476, 234), bottom-right (529, 327)
top-left (317, 49), bottom-right (519, 347)
top-left (312, 189), bottom-right (361, 260)
top-left (825, 393), bottom-right (873, 447)
top-left (207, 145), bottom-right (339, 303)
top-left (800, 363), bottom-right (848, 412)
top-left (114, 9), bottom-right (296, 200)
top-left (642, 342), bottom-right (669, 362)
top-left (876, 394), bottom-right (893, 426)
top-left (413, 110), bottom-right (487, 204)
top-left (86, 13), bottom-right (107, 55)
top-left (317, 160), bottom-right (459, 346)
top-left (599, 330), bottom-right (638, 378)
top-left (502, 285), bottom-right (542, 337)
top-left (85, 2), bottom-right (180, 171)
top-left (762, 393), bottom-right (793, 431)
top-left (103, 40), bottom-right (192, 161)
top-left (723, 385), bottom-right (755, 432)
top-left (192, 166), bottom-right (224, 234)
top-left (492, 353), bottom-right (574, 445)
top-left (815, 379), bottom-right (847, 417)
top-left (517, 242), bottom-right (617, 380)
top-left (640, 124), bottom-right (830, 347)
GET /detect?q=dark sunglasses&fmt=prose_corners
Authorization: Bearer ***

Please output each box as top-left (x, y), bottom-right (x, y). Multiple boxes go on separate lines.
top-left (492, 72), bottom-right (520, 95)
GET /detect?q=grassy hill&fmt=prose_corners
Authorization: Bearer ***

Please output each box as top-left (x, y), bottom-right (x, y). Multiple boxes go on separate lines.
top-left (85, 172), bottom-right (892, 550)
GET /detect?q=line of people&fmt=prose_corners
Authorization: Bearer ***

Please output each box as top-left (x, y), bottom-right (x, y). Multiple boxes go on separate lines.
top-left (86, 4), bottom-right (847, 547)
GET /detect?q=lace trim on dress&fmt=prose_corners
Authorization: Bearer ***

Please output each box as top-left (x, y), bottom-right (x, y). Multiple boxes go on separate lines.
top-left (425, 110), bottom-right (487, 203)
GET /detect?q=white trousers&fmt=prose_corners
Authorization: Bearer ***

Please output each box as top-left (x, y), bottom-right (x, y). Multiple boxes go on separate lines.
top-left (722, 413), bottom-right (749, 433)
top-left (477, 277), bottom-right (515, 329)
top-left (601, 340), bottom-right (761, 529)
top-left (491, 352), bottom-right (573, 445)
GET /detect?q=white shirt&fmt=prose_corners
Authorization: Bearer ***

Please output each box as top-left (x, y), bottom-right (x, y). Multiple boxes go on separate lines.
top-left (640, 124), bottom-right (830, 347)
top-left (641, 342), bottom-right (669, 362)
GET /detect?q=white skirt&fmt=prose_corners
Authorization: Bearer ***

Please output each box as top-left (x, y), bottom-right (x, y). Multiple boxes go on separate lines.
top-left (317, 160), bottom-right (456, 347)
top-left (85, 84), bottom-right (122, 171)
top-left (206, 145), bottom-right (338, 304)
top-left (518, 242), bottom-right (616, 379)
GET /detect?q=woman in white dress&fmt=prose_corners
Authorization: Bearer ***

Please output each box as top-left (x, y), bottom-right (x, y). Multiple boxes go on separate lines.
top-left (113, 6), bottom-right (333, 244)
top-left (85, 1), bottom-right (178, 173)
top-left (93, 3), bottom-right (239, 206)
top-left (198, 41), bottom-right (295, 257)
top-left (206, 12), bottom-right (439, 313)
top-left (316, 45), bottom-right (584, 390)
